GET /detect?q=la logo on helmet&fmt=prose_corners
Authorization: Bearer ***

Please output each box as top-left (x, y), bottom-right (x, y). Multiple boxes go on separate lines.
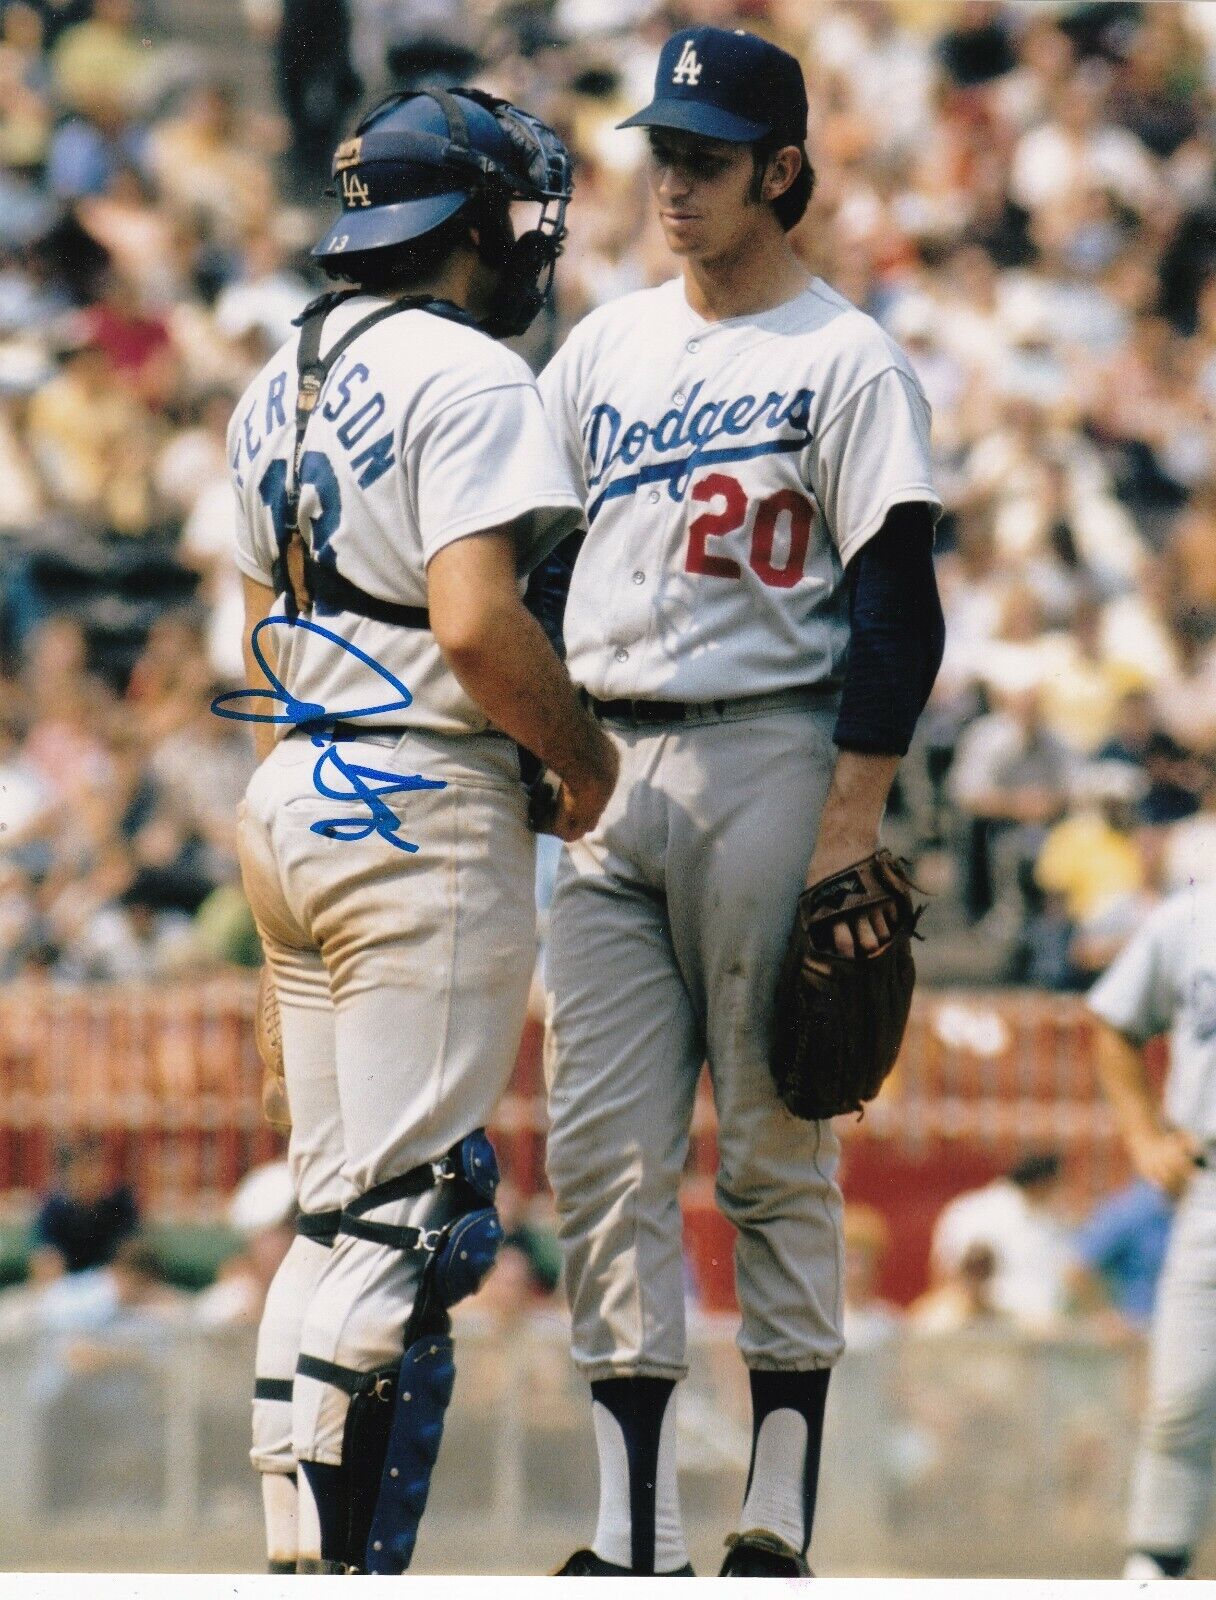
top-left (342, 170), bottom-right (371, 207)
top-left (672, 40), bottom-right (702, 85)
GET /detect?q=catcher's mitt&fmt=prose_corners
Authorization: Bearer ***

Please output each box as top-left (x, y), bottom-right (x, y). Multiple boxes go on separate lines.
top-left (770, 849), bottom-right (924, 1121)
top-left (254, 966), bottom-right (290, 1135)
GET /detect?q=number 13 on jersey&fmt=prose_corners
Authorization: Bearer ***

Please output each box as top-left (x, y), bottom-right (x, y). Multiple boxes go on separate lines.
top-left (685, 472), bottom-right (813, 589)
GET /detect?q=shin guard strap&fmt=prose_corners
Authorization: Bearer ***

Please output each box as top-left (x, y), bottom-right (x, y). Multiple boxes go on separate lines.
top-left (254, 1377), bottom-right (294, 1403)
top-left (297, 1353), bottom-right (389, 1398)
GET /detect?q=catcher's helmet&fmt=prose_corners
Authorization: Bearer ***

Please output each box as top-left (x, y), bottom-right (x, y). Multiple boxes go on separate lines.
top-left (312, 87), bottom-right (573, 337)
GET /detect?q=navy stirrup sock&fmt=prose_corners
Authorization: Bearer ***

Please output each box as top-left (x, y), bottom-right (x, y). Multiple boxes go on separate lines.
top-left (745, 1368), bottom-right (831, 1555)
top-left (299, 1460), bottom-right (346, 1564)
top-left (590, 1375), bottom-right (676, 1574)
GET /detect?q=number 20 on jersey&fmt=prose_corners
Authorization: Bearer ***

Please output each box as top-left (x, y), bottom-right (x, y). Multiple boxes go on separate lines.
top-left (686, 472), bottom-right (813, 589)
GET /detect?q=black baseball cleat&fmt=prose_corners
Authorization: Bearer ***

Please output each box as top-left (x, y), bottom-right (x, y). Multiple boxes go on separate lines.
top-left (720, 1529), bottom-right (812, 1577)
top-left (553, 1549), bottom-right (695, 1576)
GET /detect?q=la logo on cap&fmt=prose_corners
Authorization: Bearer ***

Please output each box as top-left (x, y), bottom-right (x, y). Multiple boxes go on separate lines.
top-left (672, 39), bottom-right (702, 85)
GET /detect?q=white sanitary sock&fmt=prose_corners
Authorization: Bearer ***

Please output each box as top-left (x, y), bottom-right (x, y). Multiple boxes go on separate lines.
top-left (261, 1472), bottom-right (299, 1567)
top-left (295, 1468), bottom-right (322, 1566)
top-left (1122, 1552), bottom-right (1171, 1579)
top-left (738, 1407), bottom-right (809, 1552)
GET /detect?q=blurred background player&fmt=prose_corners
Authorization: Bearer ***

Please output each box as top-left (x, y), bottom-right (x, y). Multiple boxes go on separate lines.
top-left (539, 25), bottom-right (943, 1579)
top-left (1086, 880), bottom-right (1216, 1580)
top-left (227, 87), bottom-right (616, 1573)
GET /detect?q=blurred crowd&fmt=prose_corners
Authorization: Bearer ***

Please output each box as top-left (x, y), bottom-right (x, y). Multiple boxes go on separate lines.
top-left (0, 1135), bottom-right (1172, 1389)
top-left (845, 1148), bottom-right (1174, 1347)
top-left (0, 0), bottom-right (1213, 986)
top-left (0, 1136), bottom-right (563, 1334)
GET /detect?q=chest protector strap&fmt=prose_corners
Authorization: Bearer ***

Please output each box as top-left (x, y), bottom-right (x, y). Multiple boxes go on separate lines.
top-left (277, 291), bottom-right (477, 630)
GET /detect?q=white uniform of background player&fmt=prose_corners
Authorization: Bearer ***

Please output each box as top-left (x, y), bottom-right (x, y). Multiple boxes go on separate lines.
top-left (225, 88), bottom-right (615, 1574)
top-left (1087, 883), bottom-right (1216, 1580)
top-left (538, 26), bottom-right (943, 1580)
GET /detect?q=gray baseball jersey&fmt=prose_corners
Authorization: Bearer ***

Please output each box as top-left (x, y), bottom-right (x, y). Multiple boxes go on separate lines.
top-left (1086, 883), bottom-right (1216, 1142)
top-left (1086, 883), bottom-right (1216, 1563)
top-left (539, 274), bottom-right (941, 700)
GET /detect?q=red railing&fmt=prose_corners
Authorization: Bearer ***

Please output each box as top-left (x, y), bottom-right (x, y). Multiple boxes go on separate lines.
top-left (0, 982), bottom-right (1144, 1231)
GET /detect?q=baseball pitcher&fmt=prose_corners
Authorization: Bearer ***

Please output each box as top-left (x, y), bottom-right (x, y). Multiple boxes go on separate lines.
top-left (538, 27), bottom-right (944, 1577)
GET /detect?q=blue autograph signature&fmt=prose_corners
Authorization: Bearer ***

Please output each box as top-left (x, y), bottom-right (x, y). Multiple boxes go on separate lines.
top-left (211, 615), bottom-right (446, 855)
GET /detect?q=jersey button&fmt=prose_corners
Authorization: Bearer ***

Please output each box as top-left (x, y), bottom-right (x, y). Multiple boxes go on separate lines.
top-left (673, 390), bottom-right (686, 405)
top-left (614, 647), bottom-right (629, 662)
top-left (648, 490), bottom-right (660, 504)
top-left (632, 570), bottom-right (645, 585)
top-left (686, 339), bottom-right (700, 353)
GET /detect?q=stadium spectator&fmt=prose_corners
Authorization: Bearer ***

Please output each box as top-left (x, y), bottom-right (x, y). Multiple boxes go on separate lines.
top-left (1160, 763), bottom-right (1216, 892)
top-left (1068, 1177), bottom-right (1174, 1332)
top-left (29, 1132), bottom-right (139, 1281)
top-left (929, 1151), bottom-right (1075, 1330)
top-left (936, 2), bottom-right (1018, 90)
top-left (143, 79), bottom-right (276, 248)
top-left (29, 1234), bottom-right (185, 1515)
top-left (492, 1177), bottom-right (562, 1299)
top-left (25, 317), bottom-right (159, 533)
top-left (908, 1239), bottom-right (1011, 1335)
top-left (1033, 759), bottom-right (1154, 975)
top-left (842, 1204), bottom-right (904, 1351)
top-left (1096, 693), bottom-right (1205, 826)
top-left (271, 0), bottom-right (361, 197)
top-left (49, 0), bottom-right (155, 119)
top-left (194, 1160), bottom-right (296, 1326)
top-left (1005, 880), bottom-right (1084, 992)
top-left (949, 685), bottom-right (1076, 928)
top-left (1154, 616), bottom-right (1216, 762)
top-left (1009, 63), bottom-right (1157, 218)
top-left (212, 223), bottom-right (312, 353)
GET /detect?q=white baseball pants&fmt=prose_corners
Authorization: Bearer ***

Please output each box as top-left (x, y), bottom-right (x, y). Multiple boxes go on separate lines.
top-left (1127, 1163), bottom-right (1216, 1554)
top-left (544, 700), bottom-right (846, 1382)
top-left (239, 728), bottom-right (536, 1468)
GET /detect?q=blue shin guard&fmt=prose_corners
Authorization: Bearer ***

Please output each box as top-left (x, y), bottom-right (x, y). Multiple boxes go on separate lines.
top-left (360, 1167), bottom-right (503, 1573)
top-left (363, 1334), bottom-right (457, 1573)
top-left (317, 1129), bottom-right (503, 1574)
top-left (297, 1132), bottom-right (503, 1573)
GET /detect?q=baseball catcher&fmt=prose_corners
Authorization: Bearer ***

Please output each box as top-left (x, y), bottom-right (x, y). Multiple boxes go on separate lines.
top-left (228, 85), bottom-right (616, 1576)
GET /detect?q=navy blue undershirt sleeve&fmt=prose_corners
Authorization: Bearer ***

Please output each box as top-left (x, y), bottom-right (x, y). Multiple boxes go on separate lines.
top-left (522, 529), bottom-right (585, 660)
top-left (833, 502), bottom-right (945, 757)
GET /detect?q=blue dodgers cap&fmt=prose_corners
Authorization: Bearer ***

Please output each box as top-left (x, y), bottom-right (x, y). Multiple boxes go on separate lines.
top-left (618, 26), bottom-right (809, 146)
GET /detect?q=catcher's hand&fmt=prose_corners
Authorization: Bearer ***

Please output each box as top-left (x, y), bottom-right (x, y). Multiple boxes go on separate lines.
top-left (254, 966), bottom-right (290, 1135)
top-left (770, 849), bottom-right (925, 1121)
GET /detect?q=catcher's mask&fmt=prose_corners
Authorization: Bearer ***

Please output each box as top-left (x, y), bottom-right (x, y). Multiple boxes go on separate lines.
top-left (312, 87), bottom-right (573, 339)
